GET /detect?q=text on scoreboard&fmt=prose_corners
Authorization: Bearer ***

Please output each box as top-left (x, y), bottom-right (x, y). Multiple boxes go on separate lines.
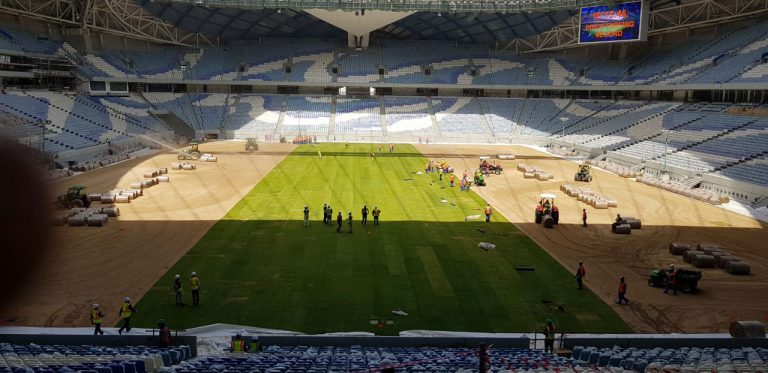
top-left (579, 1), bottom-right (648, 44)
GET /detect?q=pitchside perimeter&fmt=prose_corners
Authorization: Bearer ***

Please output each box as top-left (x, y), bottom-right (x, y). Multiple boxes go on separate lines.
top-left (132, 143), bottom-right (628, 334)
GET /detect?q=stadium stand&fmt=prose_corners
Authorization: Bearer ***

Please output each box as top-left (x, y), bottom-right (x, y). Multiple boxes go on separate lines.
top-left (225, 94), bottom-right (283, 136)
top-left (183, 345), bottom-right (570, 372)
top-left (383, 97), bottom-right (435, 139)
top-left (0, 343), bottom-right (192, 372)
top-left (282, 96), bottom-right (332, 134)
top-left (571, 345), bottom-right (768, 372)
top-left (335, 98), bottom-right (383, 136)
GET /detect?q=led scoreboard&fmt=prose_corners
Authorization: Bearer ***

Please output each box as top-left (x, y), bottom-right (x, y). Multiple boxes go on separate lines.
top-left (579, 1), bottom-right (649, 44)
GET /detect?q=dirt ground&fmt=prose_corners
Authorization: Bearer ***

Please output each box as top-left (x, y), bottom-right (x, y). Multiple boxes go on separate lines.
top-left (0, 141), bottom-right (294, 327)
top-left (2, 141), bottom-right (766, 333)
top-left (416, 144), bottom-right (768, 333)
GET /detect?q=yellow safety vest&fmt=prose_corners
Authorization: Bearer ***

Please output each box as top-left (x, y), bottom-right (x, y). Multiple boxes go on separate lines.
top-left (232, 340), bottom-right (245, 352)
top-left (91, 310), bottom-right (102, 324)
top-left (120, 303), bottom-right (132, 318)
top-left (190, 277), bottom-right (200, 290)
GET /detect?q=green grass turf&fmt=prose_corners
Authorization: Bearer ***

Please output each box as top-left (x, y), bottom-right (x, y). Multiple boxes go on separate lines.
top-left (132, 143), bottom-right (630, 334)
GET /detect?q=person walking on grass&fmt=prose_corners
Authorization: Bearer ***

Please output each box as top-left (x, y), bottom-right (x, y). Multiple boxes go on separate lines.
top-left (361, 205), bottom-right (369, 225)
top-left (582, 209), bottom-right (588, 227)
top-left (575, 261), bottom-right (586, 290)
top-left (190, 271), bottom-right (201, 306)
top-left (348, 212), bottom-right (353, 233)
top-left (91, 304), bottom-right (105, 336)
top-left (323, 204), bottom-right (328, 225)
top-left (617, 276), bottom-right (628, 304)
top-left (327, 205), bottom-right (333, 226)
top-left (173, 274), bottom-right (184, 306)
top-left (485, 205), bottom-right (492, 223)
top-left (336, 212), bottom-right (342, 233)
top-left (449, 173), bottom-right (455, 187)
top-left (117, 297), bottom-right (136, 335)
top-left (303, 206), bottom-right (310, 226)
top-left (372, 207), bottom-right (381, 225)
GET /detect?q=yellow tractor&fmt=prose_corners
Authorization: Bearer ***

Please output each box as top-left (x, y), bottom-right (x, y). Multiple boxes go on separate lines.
top-left (574, 164), bottom-right (592, 182)
top-left (178, 142), bottom-right (202, 160)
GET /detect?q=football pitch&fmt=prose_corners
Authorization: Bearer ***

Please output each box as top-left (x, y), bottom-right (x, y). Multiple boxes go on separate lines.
top-left (132, 143), bottom-right (630, 334)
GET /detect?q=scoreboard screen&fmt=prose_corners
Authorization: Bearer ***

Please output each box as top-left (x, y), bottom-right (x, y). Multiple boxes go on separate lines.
top-left (579, 1), bottom-right (648, 44)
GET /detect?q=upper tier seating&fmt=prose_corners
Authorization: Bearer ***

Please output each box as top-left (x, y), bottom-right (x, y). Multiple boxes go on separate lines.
top-left (283, 96), bottom-right (331, 134)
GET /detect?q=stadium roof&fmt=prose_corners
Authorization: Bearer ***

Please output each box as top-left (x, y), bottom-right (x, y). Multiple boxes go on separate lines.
top-left (135, 1), bottom-right (577, 43)
top-left (135, 0), bottom-right (703, 44)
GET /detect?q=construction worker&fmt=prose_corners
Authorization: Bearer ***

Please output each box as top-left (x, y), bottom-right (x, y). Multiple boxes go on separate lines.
top-left (117, 297), bottom-right (135, 335)
top-left (612, 214), bottom-right (622, 231)
top-left (543, 319), bottom-right (556, 354)
top-left (158, 319), bottom-right (172, 347)
top-left (372, 207), bottom-right (381, 225)
top-left (438, 166), bottom-right (443, 180)
top-left (361, 205), bottom-right (369, 225)
top-left (323, 204), bottom-right (328, 225)
top-left (425, 161), bottom-right (430, 174)
top-left (231, 334), bottom-right (248, 352)
top-left (449, 173), bottom-right (455, 187)
top-left (173, 274), bottom-right (183, 306)
top-left (575, 261), bottom-right (586, 290)
top-left (336, 212), bottom-right (342, 233)
top-left (484, 205), bottom-right (492, 222)
top-left (347, 212), bottom-right (353, 233)
top-left (190, 271), bottom-right (201, 306)
top-left (327, 205), bottom-right (333, 225)
top-left (303, 206), bottom-right (310, 226)
top-left (370, 152), bottom-right (376, 160)
top-left (318, 150), bottom-right (322, 159)
top-left (617, 276), bottom-right (628, 304)
top-left (91, 304), bottom-right (105, 336)
top-left (664, 264), bottom-right (678, 295)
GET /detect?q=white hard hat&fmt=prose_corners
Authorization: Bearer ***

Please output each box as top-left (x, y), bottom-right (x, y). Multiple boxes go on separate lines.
top-left (124, 297), bottom-right (131, 302)
top-left (93, 303), bottom-right (99, 309)
top-left (191, 271), bottom-right (197, 276)
top-left (175, 274), bottom-right (181, 279)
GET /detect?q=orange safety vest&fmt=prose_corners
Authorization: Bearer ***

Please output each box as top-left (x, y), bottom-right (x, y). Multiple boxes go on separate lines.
top-left (232, 340), bottom-right (246, 352)
top-left (91, 309), bottom-right (103, 324)
top-left (449, 174), bottom-right (455, 182)
top-left (485, 207), bottom-right (491, 215)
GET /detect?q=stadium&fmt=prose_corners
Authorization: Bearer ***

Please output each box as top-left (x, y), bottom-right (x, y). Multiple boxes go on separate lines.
top-left (1, 0), bottom-right (768, 370)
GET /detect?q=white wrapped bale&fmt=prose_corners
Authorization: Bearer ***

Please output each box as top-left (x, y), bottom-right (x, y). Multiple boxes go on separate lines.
top-left (130, 182), bottom-right (143, 189)
top-left (87, 214), bottom-right (108, 227)
top-left (115, 195), bottom-right (131, 203)
top-left (67, 215), bottom-right (86, 226)
top-left (157, 176), bottom-right (170, 182)
top-left (87, 193), bottom-right (102, 202)
top-left (170, 162), bottom-right (182, 170)
top-left (182, 163), bottom-right (196, 170)
top-left (517, 164), bottom-right (528, 172)
top-left (101, 206), bottom-right (120, 217)
top-left (683, 250), bottom-right (704, 263)
top-left (523, 172), bottom-right (535, 179)
top-left (594, 201), bottom-right (609, 209)
top-left (159, 167), bottom-right (168, 175)
top-left (130, 188), bottom-right (143, 197)
top-left (692, 254), bottom-right (716, 268)
top-left (101, 195), bottom-right (116, 204)
top-left (669, 243), bottom-right (690, 255)
top-left (724, 261), bottom-right (751, 275)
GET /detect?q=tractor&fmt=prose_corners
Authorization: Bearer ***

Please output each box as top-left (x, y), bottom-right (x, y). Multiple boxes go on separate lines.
top-left (246, 138), bottom-right (259, 152)
top-left (534, 193), bottom-right (559, 228)
top-left (648, 268), bottom-right (702, 293)
top-left (474, 170), bottom-right (486, 186)
top-left (574, 163), bottom-right (592, 182)
top-left (178, 142), bottom-right (202, 160)
top-left (479, 157), bottom-right (503, 175)
top-left (56, 185), bottom-right (91, 209)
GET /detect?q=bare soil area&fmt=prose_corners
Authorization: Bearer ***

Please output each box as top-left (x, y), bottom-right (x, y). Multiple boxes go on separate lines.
top-left (0, 141), bottom-right (294, 327)
top-left (416, 144), bottom-right (768, 333)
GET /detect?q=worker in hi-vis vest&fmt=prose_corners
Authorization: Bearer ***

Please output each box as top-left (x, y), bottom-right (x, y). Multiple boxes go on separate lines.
top-left (91, 304), bottom-right (105, 336)
top-left (117, 297), bottom-right (136, 335)
top-left (190, 271), bottom-right (201, 306)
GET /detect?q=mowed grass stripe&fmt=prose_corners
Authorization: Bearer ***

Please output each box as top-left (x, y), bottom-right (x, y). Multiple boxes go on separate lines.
top-left (132, 143), bottom-right (630, 334)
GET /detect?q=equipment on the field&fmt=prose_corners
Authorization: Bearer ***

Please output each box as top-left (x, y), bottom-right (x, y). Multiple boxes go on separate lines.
top-left (246, 138), bottom-right (259, 152)
top-left (479, 158), bottom-right (503, 175)
top-left (648, 268), bottom-right (702, 293)
top-left (178, 142), bottom-right (202, 160)
top-left (534, 193), bottom-right (559, 228)
top-left (574, 164), bottom-right (592, 182)
top-left (57, 186), bottom-right (91, 209)
top-left (474, 171), bottom-right (486, 186)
